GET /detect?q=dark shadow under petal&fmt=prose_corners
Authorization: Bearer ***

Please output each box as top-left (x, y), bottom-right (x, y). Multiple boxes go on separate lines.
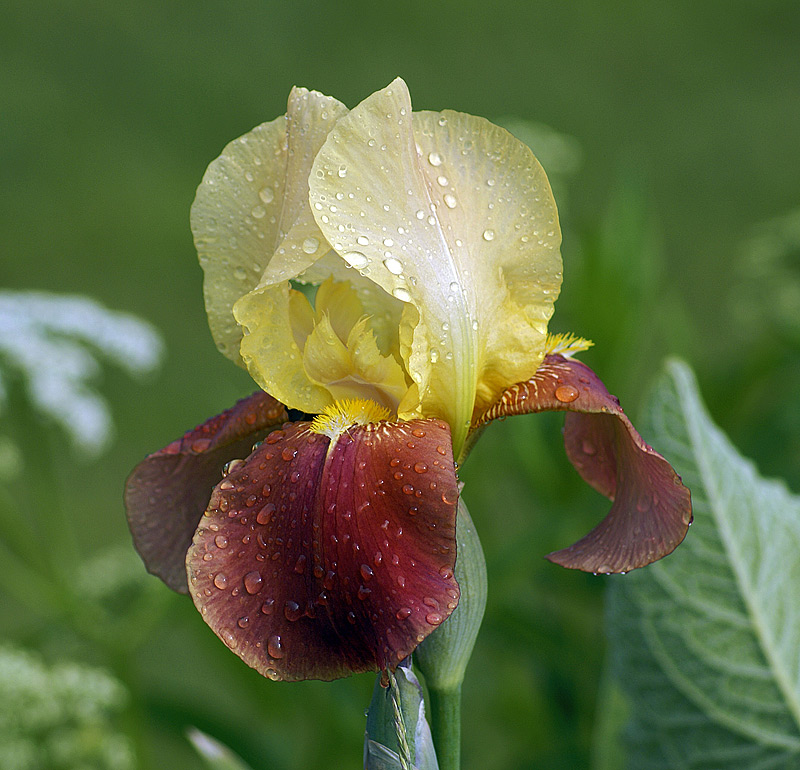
top-left (186, 419), bottom-right (459, 682)
top-left (478, 354), bottom-right (692, 573)
top-left (124, 392), bottom-right (287, 593)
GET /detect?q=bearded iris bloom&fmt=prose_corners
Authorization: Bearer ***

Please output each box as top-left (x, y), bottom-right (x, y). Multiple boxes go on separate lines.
top-left (125, 79), bottom-right (691, 683)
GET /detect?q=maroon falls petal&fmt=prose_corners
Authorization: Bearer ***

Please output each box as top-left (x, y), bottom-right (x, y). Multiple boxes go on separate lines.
top-left (186, 418), bottom-right (460, 682)
top-left (478, 354), bottom-right (692, 573)
top-left (125, 392), bottom-right (287, 593)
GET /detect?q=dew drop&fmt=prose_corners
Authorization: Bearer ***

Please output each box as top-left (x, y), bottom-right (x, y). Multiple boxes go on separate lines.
top-left (414, 462), bottom-right (428, 474)
top-left (257, 502), bottom-right (276, 525)
top-left (357, 235), bottom-right (369, 246)
top-left (244, 571), bottom-right (263, 594)
top-left (284, 600), bottom-right (303, 622)
top-left (267, 634), bottom-right (284, 658)
top-left (213, 573), bottom-right (228, 590)
top-left (555, 385), bottom-right (579, 403)
top-left (392, 287), bottom-right (412, 302)
top-left (338, 165), bottom-right (347, 178)
top-left (426, 612), bottom-right (443, 625)
top-left (482, 229), bottom-right (495, 242)
top-left (428, 151), bottom-right (443, 167)
top-left (294, 554), bottom-right (307, 574)
top-left (443, 193), bottom-right (457, 209)
top-left (260, 598), bottom-right (275, 615)
top-left (343, 251), bottom-right (369, 269)
top-left (214, 534), bottom-right (229, 549)
top-left (233, 266), bottom-right (247, 280)
top-left (383, 257), bottom-right (404, 275)
top-left (251, 205), bottom-right (266, 219)
top-left (302, 237), bottom-right (319, 254)
top-left (437, 175), bottom-right (448, 186)
top-left (237, 616), bottom-right (250, 629)
top-left (360, 564), bottom-right (374, 581)
top-left (259, 187), bottom-right (274, 204)
top-left (191, 438), bottom-right (211, 452)
top-left (439, 565), bottom-right (454, 579)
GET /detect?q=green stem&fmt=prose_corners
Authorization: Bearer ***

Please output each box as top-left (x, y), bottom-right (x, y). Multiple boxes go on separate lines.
top-left (428, 683), bottom-right (462, 770)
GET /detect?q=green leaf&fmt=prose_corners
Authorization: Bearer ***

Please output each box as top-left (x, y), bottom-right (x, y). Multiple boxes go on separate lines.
top-left (605, 359), bottom-right (800, 768)
top-left (187, 728), bottom-right (256, 770)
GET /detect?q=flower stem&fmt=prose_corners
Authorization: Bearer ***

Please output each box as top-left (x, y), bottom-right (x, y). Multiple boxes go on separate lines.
top-left (428, 683), bottom-right (462, 770)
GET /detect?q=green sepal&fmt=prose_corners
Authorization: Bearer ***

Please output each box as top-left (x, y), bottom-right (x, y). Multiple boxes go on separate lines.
top-left (414, 499), bottom-right (487, 691)
top-left (364, 664), bottom-right (439, 770)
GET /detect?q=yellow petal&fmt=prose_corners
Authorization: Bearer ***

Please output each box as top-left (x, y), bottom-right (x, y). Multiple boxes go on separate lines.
top-left (191, 88), bottom-right (347, 364)
top-left (235, 282), bottom-right (332, 413)
top-left (308, 78), bottom-right (562, 454)
top-left (303, 315), bottom-right (408, 412)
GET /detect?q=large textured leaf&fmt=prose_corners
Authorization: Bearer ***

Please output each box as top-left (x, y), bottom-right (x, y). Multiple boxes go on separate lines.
top-left (605, 360), bottom-right (800, 768)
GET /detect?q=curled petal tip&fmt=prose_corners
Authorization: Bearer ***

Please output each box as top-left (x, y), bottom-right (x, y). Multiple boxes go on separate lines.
top-left (486, 354), bottom-right (692, 573)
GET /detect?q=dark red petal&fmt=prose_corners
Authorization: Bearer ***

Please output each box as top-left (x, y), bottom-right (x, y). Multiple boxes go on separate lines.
top-left (186, 419), bottom-right (459, 682)
top-left (479, 354), bottom-right (692, 573)
top-left (124, 392), bottom-right (287, 593)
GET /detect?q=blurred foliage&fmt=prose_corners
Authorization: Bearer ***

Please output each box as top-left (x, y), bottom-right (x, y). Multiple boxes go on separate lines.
top-left (2, 0), bottom-right (800, 768)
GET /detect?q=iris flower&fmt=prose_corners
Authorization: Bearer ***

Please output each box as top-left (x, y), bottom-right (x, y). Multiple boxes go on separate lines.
top-left (125, 79), bottom-right (691, 683)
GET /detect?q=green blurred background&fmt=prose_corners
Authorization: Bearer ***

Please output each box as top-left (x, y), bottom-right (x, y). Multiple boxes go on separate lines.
top-left (2, 0), bottom-right (800, 768)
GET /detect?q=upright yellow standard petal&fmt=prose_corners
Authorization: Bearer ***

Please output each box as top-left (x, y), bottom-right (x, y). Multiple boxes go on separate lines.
top-left (308, 78), bottom-right (562, 454)
top-left (191, 88), bottom-right (347, 364)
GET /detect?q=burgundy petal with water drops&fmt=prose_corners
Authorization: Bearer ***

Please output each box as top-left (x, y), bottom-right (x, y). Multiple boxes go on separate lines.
top-left (125, 391), bottom-right (287, 593)
top-left (186, 418), bottom-right (460, 681)
top-left (479, 354), bottom-right (692, 573)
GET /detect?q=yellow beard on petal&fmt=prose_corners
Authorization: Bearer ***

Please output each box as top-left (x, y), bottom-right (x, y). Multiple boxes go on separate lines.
top-left (310, 398), bottom-right (391, 439)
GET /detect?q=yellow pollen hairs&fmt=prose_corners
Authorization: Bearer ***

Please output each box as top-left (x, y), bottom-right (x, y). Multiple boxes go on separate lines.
top-left (544, 332), bottom-right (594, 359)
top-left (310, 398), bottom-right (391, 439)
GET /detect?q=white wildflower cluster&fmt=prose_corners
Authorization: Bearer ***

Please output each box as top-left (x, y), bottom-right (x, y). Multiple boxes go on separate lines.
top-left (0, 292), bottom-right (164, 457)
top-left (0, 645), bottom-right (134, 770)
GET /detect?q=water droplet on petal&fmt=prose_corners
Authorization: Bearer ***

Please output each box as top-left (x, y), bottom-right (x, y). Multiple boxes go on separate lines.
top-left (213, 573), bottom-right (228, 590)
top-left (214, 535), bottom-right (228, 549)
top-left (251, 206), bottom-right (266, 219)
top-left (284, 600), bottom-right (302, 622)
top-left (383, 257), bottom-right (403, 275)
top-left (482, 229), bottom-right (495, 242)
top-left (257, 502), bottom-right (276, 525)
top-left (267, 635), bottom-right (284, 658)
top-left (555, 385), bottom-right (579, 403)
top-left (244, 571), bottom-right (263, 594)
top-left (426, 612), bottom-right (443, 625)
top-left (392, 287), bottom-right (412, 302)
top-left (360, 564), bottom-right (374, 581)
top-left (259, 187), bottom-right (274, 204)
top-left (428, 151), bottom-right (443, 167)
top-left (357, 235), bottom-right (369, 246)
top-left (443, 193), bottom-right (457, 209)
top-left (343, 251), bottom-right (369, 269)
top-left (302, 237), bottom-right (319, 254)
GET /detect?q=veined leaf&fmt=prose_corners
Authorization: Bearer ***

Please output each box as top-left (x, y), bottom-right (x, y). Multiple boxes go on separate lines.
top-left (605, 359), bottom-right (800, 768)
